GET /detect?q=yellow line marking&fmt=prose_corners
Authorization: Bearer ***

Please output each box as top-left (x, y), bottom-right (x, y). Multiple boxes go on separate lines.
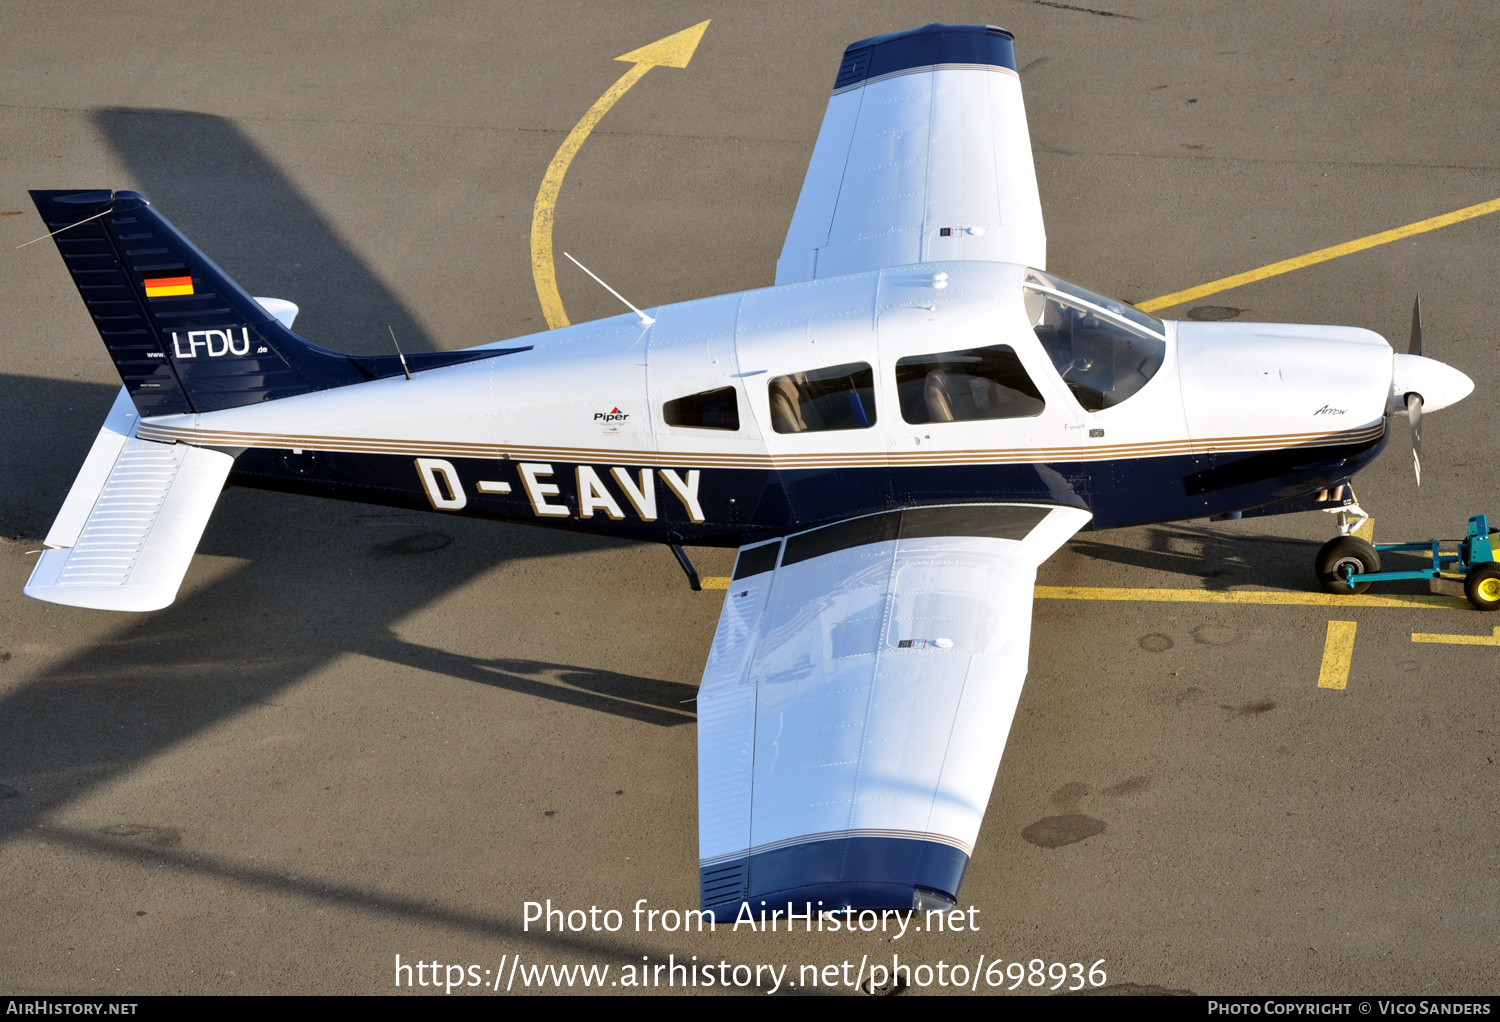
top-left (1317, 620), bottom-right (1358, 689)
top-left (1412, 626), bottom-right (1500, 646)
top-left (701, 580), bottom-right (1466, 608)
top-left (1138, 196), bottom-right (1500, 313)
top-left (529, 20), bottom-right (710, 329)
top-left (1033, 585), bottom-right (1467, 610)
top-left (1352, 516), bottom-right (1374, 542)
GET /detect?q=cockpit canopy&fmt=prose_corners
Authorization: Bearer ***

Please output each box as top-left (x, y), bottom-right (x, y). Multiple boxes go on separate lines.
top-left (1023, 269), bottom-right (1166, 412)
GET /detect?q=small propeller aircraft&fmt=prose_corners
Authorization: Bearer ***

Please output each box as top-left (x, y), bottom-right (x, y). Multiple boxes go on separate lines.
top-left (23, 23), bottom-right (1474, 919)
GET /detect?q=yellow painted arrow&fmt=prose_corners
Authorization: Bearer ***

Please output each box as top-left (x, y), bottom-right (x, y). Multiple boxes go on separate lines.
top-left (529, 20), bottom-right (710, 329)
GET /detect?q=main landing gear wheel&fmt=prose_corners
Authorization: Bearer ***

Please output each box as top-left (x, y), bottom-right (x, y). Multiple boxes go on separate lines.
top-left (1465, 564), bottom-right (1500, 612)
top-left (1316, 536), bottom-right (1381, 595)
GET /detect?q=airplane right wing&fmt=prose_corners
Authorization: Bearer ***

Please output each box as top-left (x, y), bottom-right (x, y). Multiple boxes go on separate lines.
top-left (697, 503), bottom-right (1089, 919)
top-left (776, 23), bottom-right (1046, 285)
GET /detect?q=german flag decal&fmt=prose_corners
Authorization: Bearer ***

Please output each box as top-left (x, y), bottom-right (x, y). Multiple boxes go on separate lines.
top-left (142, 272), bottom-right (193, 298)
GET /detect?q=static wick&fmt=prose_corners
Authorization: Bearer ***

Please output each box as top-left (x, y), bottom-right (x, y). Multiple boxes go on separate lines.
top-left (15, 207), bottom-right (113, 249)
top-left (563, 251), bottom-right (655, 326)
top-left (388, 324), bottom-right (412, 380)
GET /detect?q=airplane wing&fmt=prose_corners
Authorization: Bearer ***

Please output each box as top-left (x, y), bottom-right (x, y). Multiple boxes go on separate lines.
top-left (698, 503), bottom-right (1089, 918)
top-left (776, 23), bottom-right (1046, 285)
top-left (25, 386), bottom-right (234, 612)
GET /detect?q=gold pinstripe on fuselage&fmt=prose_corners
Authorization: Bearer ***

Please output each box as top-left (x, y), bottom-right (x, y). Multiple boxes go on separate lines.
top-left (135, 420), bottom-right (1385, 470)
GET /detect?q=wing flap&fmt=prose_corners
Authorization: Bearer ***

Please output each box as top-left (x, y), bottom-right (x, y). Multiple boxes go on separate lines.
top-left (26, 434), bottom-right (233, 612)
top-left (697, 546), bottom-right (777, 874)
top-left (698, 503), bottom-right (1089, 918)
top-left (775, 88), bottom-right (864, 285)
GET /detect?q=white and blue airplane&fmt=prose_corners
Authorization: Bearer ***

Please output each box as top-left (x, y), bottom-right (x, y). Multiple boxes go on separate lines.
top-left (24, 23), bottom-right (1474, 919)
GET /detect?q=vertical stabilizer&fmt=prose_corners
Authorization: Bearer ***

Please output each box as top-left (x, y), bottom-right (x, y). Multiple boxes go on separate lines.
top-left (29, 189), bottom-right (520, 416)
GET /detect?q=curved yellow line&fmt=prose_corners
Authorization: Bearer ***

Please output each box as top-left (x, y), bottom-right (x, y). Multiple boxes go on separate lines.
top-left (529, 61), bottom-right (652, 329)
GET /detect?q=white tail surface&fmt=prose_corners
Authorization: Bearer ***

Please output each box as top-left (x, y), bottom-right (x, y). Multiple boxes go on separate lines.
top-left (26, 397), bottom-right (233, 611)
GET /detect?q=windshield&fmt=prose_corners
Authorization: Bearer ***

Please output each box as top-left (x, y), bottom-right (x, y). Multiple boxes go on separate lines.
top-left (1023, 270), bottom-right (1166, 412)
top-left (1025, 270), bottom-right (1165, 336)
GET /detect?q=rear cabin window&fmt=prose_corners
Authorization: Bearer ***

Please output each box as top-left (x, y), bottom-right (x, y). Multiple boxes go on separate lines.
top-left (768, 362), bottom-right (876, 433)
top-left (663, 386), bottom-right (739, 430)
top-left (896, 344), bottom-right (1045, 424)
top-left (1023, 269), bottom-right (1167, 412)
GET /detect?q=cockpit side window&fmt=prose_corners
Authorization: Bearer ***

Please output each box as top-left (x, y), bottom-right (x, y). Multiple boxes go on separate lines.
top-left (664, 387), bottom-right (739, 430)
top-left (768, 362), bottom-right (876, 434)
top-left (896, 345), bottom-right (1045, 424)
top-left (1023, 269), bottom-right (1166, 412)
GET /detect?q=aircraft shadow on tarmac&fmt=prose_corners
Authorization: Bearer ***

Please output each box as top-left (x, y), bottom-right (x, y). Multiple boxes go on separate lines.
top-left (92, 107), bottom-right (437, 356)
top-left (1067, 523), bottom-right (1436, 594)
top-left (365, 641), bottom-right (698, 727)
top-left (30, 818), bottom-right (690, 956)
top-left (0, 111), bottom-right (698, 949)
top-left (0, 372), bottom-right (683, 949)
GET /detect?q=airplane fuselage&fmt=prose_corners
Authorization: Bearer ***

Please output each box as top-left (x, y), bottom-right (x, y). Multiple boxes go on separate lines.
top-left (134, 260), bottom-right (1394, 544)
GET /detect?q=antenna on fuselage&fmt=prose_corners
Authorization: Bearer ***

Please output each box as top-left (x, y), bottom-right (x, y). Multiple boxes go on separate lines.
top-left (563, 252), bottom-right (655, 326)
top-left (387, 324), bottom-right (413, 380)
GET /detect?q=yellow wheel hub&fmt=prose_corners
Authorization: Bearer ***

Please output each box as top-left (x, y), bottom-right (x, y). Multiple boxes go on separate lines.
top-left (1480, 577), bottom-right (1500, 603)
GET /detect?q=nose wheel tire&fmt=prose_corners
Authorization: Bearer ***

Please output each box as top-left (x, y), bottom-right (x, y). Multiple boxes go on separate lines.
top-left (1316, 536), bottom-right (1381, 595)
top-left (1465, 564), bottom-right (1500, 612)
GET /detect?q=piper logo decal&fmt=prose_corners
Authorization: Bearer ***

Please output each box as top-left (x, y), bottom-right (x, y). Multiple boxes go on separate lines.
top-left (171, 328), bottom-right (252, 358)
top-left (596, 407), bottom-right (629, 436)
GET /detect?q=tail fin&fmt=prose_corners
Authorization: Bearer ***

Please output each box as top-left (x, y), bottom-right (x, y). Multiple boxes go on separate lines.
top-left (29, 190), bottom-right (522, 416)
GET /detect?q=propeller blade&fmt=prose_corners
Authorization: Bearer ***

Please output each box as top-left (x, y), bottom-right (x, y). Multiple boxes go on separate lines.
top-left (1407, 392), bottom-right (1423, 486)
top-left (1409, 293), bottom-right (1423, 357)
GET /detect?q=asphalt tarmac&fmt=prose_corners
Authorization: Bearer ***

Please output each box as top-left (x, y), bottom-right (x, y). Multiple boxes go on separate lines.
top-left (2, 0), bottom-right (1497, 996)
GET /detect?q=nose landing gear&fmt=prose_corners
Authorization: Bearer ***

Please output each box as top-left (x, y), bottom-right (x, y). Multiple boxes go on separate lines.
top-left (1314, 491), bottom-right (1379, 594)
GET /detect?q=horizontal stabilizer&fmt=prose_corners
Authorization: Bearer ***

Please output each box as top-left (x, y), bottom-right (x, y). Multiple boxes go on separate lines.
top-left (253, 297), bottom-right (299, 330)
top-left (26, 427), bottom-right (233, 612)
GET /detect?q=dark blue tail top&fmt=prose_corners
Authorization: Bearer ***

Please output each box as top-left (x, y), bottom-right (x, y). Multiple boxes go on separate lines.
top-left (29, 189), bottom-right (525, 416)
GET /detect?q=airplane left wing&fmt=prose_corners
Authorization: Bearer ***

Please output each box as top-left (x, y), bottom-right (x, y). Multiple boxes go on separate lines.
top-left (698, 503), bottom-right (1090, 919)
